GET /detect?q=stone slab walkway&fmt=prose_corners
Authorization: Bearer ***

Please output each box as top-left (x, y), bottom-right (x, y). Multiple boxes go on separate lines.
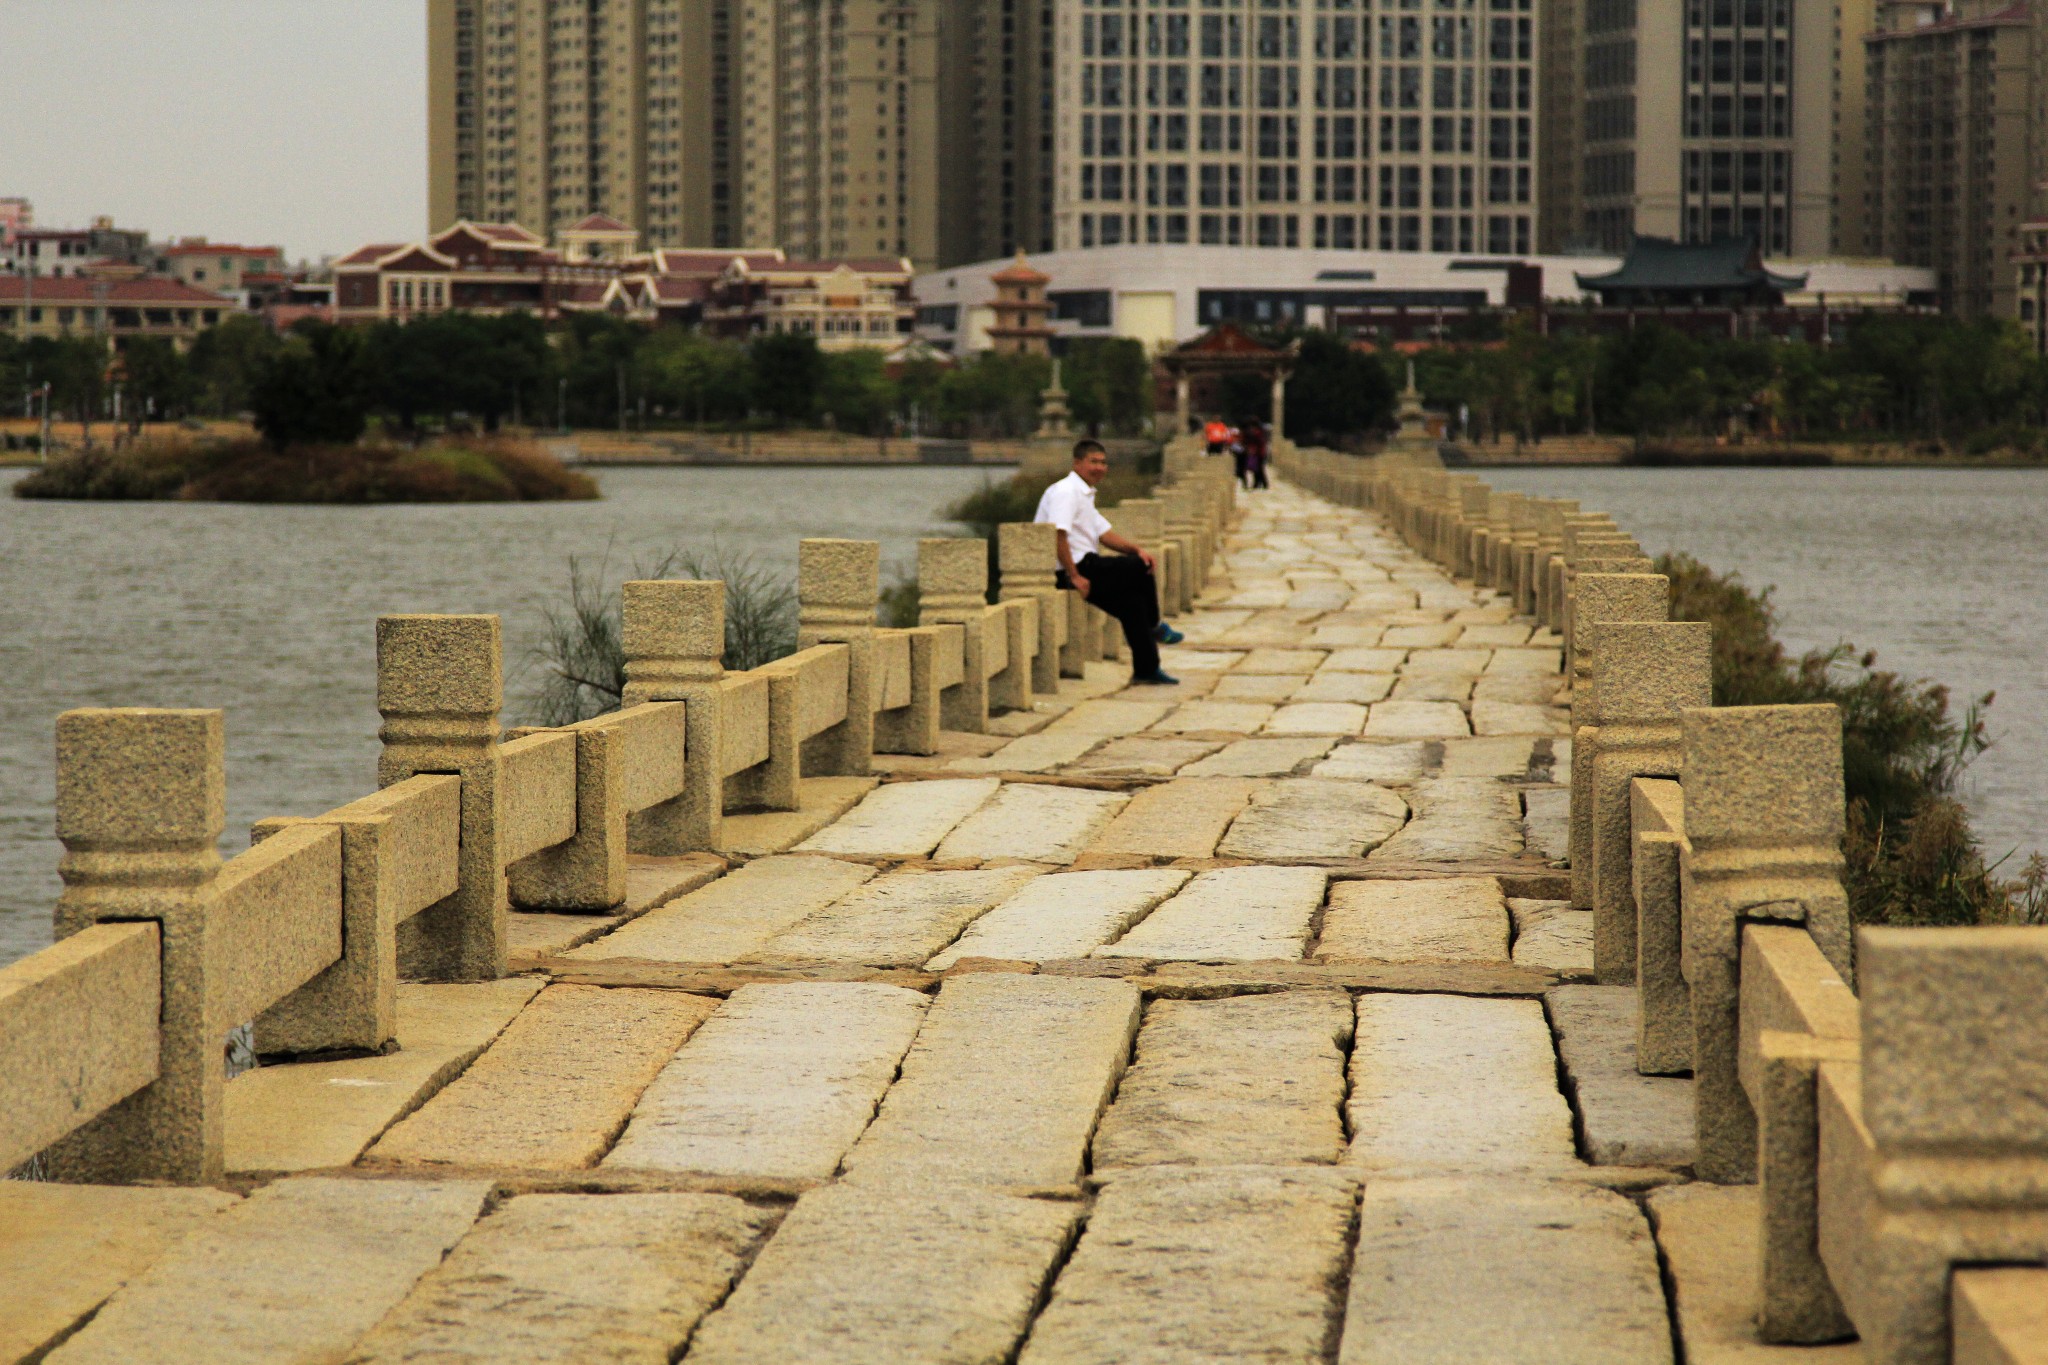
top-left (24, 479), bottom-right (1746, 1364)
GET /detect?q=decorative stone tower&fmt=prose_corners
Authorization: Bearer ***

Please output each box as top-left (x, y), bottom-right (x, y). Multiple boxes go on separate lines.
top-left (985, 251), bottom-right (1054, 357)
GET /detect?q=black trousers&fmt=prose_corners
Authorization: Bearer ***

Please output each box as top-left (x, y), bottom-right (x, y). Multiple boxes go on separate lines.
top-left (1059, 552), bottom-right (1162, 677)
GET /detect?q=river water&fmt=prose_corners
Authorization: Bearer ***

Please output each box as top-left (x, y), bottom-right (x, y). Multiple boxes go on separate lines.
top-left (4, 464), bottom-right (2042, 967)
top-left (1481, 466), bottom-right (2048, 877)
top-left (0, 464), bottom-right (1006, 966)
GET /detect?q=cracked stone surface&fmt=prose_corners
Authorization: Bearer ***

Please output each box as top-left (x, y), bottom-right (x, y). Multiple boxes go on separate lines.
top-left (1216, 779), bottom-right (1408, 860)
top-left (1370, 777), bottom-right (1524, 862)
top-left (745, 865), bottom-right (1042, 967)
top-left (926, 868), bottom-right (1191, 968)
top-left (933, 782), bottom-right (1129, 863)
top-left (795, 777), bottom-right (1001, 857)
top-left (1316, 876), bottom-right (1510, 964)
top-left (1096, 865), bottom-right (1329, 961)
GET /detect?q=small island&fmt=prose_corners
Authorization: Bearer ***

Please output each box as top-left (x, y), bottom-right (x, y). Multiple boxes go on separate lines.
top-left (14, 436), bottom-right (597, 503)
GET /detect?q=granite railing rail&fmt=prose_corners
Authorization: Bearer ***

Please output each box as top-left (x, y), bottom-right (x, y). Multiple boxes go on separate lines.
top-left (0, 456), bottom-right (1239, 1183)
top-left (1276, 441), bottom-right (2048, 1365)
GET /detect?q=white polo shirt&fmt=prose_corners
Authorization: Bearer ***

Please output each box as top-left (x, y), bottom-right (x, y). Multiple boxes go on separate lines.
top-left (1033, 470), bottom-right (1114, 560)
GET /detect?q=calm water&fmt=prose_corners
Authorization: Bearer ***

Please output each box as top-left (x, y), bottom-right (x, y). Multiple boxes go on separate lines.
top-left (1482, 466), bottom-right (2048, 873)
top-left (0, 464), bottom-right (1004, 966)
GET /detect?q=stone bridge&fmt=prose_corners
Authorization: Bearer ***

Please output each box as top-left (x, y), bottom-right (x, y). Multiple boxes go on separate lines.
top-left (1, 439), bottom-right (2042, 1363)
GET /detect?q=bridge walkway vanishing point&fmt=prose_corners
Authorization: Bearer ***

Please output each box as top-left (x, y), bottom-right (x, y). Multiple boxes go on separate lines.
top-left (3, 451), bottom-right (2044, 1364)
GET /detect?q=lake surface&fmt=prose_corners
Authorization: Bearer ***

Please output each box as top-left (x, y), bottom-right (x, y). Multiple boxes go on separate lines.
top-left (0, 464), bottom-right (1005, 966)
top-left (1482, 466), bottom-right (2048, 875)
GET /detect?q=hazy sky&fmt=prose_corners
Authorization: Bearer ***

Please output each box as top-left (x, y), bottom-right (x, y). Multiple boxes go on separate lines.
top-left (2, 0), bottom-right (427, 261)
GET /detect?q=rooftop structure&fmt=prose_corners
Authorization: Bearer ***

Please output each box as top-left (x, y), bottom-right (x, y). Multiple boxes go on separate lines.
top-left (1575, 234), bottom-right (1808, 307)
top-left (0, 274), bottom-right (234, 345)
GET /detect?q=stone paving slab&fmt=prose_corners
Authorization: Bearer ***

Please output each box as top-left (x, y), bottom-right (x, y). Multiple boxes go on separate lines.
top-left (1313, 740), bottom-right (1432, 783)
top-left (926, 869), bottom-right (1192, 969)
top-left (1488, 647), bottom-right (1564, 674)
top-left (1316, 876), bottom-right (1509, 964)
top-left (1460, 624), bottom-right (1535, 646)
top-left (1380, 624), bottom-right (1460, 648)
top-left (1060, 735), bottom-right (1225, 778)
top-left (0, 1183), bottom-right (241, 1365)
top-left (1347, 994), bottom-right (1579, 1175)
top-left (840, 973), bottom-right (1142, 1188)
top-left (45, 1177), bottom-right (489, 1365)
top-left (625, 852), bottom-right (729, 912)
top-left (568, 856), bottom-right (876, 965)
top-left (1264, 701), bottom-right (1369, 735)
top-left (1439, 736), bottom-right (1534, 777)
top-left (1646, 1184), bottom-right (1864, 1364)
top-left (509, 910), bottom-right (627, 970)
top-left (1092, 989), bottom-right (1352, 1168)
top-left (1293, 670), bottom-right (1396, 703)
top-left (1216, 779), bottom-right (1408, 860)
top-left (1181, 736), bottom-right (1338, 777)
top-left (1472, 699), bottom-right (1570, 736)
top-left (344, 1192), bottom-right (772, 1364)
top-left (720, 777), bottom-right (881, 854)
top-left (1235, 648), bottom-right (1329, 674)
top-left (1083, 778), bottom-right (1265, 861)
top-left (1340, 1176), bottom-right (1673, 1365)
top-left (1388, 673), bottom-right (1475, 701)
top-left (1511, 898), bottom-right (1594, 975)
top-left (366, 984), bottom-right (716, 1170)
top-left (1097, 865), bottom-right (1329, 961)
top-left (1364, 701), bottom-right (1470, 739)
top-left (1020, 1165), bottom-right (1358, 1365)
top-left (1473, 674), bottom-right (1565, 705)
top-left (934, 782), bottom-right (1130, 863)
top-left (795, 777), bottom-right (1002, 858)
top-left (604, 982), bottom-right (929, 1178)
top-left (224, 978), bottom-right (544, 1176)
top-left (1548, 985), bottom-right (1696, 1168)
top-left (947, 729), bottom-right (1106, 774)
top-left (684, 1183), bottom-right (1079, 1365)
top-left (1321, 647), bottom-right (1408, 672)
top-left (1400, 647), bottom-right (1490, 675)
top-left (1212, 673), bottom-right (1310, 702)
top-left (1047, 699), bottom-right (1177, 734)
top-left (745, 865), bottom-right (1042, 967)
top-left (1369, 777), bottom-right (1524, 863)
top-left (1523, 786), bottom-right (1570, 861)
top-left (1151, 700), bottom-right (1276, 734)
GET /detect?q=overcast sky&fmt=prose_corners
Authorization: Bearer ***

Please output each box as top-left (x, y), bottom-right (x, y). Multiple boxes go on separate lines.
top-left (2, 0), bottom-right (427, 261)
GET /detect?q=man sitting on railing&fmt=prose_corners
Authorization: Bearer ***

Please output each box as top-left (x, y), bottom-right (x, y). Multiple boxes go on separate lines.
top-left (1035, 438), bottom-right (1183, 685)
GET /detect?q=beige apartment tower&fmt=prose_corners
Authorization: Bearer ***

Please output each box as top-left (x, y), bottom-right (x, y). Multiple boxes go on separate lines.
top-left (1055, 0), bottom-right (1542, 256)
top-left (429, 0), bottom-right (1049, 268)
top-left (1867, 0), bottom-right (2045, 319)
top-left (1541, 0), bottom-right (1873, 256)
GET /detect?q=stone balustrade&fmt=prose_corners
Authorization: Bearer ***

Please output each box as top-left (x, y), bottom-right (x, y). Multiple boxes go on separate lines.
top-left (1275, 437), bottom-right (2048, 1364)
top-left (0, 463), bottom-right (1234, 1192)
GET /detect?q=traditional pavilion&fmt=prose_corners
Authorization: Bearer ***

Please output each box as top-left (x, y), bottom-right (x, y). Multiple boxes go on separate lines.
top-left (1575, 235), bottom-right (1808, 310)
top-left (1158, 323), bottom-right (1299, 437)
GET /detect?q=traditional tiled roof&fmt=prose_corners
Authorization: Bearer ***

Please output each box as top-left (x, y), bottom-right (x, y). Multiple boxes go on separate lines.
top-left (564, 213), bottom-right (634, 234)
top-left (991, 251), bottom-right (1050, 285)
top-left (0, 276), bottom-right (232, 304)
top-left (335, 243), bottom-right (406, 268)
top-left (1576, 235), bottom-right (1807, 294)
top-left (652, 248), bottom-right (785, 276)
top-left (163, 242), bottom-right (283, 258)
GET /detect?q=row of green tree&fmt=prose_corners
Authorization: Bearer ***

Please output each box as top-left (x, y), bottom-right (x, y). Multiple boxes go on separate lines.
top-left (0, 313), bottom-right (1158, 443)
top-left (1397, 314), bottom-right (2048, 448)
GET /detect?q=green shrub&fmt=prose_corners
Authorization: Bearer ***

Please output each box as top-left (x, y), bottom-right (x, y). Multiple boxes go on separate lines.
top-left (1657, 551), bottom-right (2018, 927)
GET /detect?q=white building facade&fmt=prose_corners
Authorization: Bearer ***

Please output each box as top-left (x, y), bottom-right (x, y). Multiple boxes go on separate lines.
top-left (1054, 0), bottom-right (1540, 257)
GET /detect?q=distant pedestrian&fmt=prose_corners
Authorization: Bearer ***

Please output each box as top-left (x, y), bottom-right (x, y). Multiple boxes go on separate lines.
top-left (1245, 421), bottom-right (1270, 490)
top-left (1035, 439), bottom-right (1180, 685)
top-left (1204, 417), bottom-right (1232, 456)
top-left (1230, 425), bottom-right (1249, 486)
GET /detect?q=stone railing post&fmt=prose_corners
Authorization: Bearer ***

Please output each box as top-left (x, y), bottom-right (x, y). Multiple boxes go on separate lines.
top-left (503, 715), bottom-right (626, 911)
top-left (42, 708), bottom-right (224, 1185)
top-left (918, 538), bottom-right (989, 733)
top-left (622, 580), bottom-right (725, 851)
top-left (998, 522), bottom-right (1063, 694)
top-left (1588, 620), bottom-right (1711, 983)
top-left (377, 615), bottom-right (505, 983)
top-left (1117, 498), bottom-right (1174, 623)
top-left (1160, 487), bottom-right (1201, 610)
top-left (798, 537), bottom-right (880, 776)
top-left (1568, 572), bottom-right (1670, 915)
top-left (1681, 703), bottom-right (1850, 1183)
top-left (1827, 925), bottom-right (2048, 1362)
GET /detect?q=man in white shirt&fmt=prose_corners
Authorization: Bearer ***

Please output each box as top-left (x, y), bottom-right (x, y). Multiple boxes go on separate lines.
top-left (1033, 439), bottom-right (1182, 684)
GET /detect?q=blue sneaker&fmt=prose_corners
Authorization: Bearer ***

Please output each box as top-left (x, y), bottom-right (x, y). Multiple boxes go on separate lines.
top-left (1154, 622), bottom-right (1185, 645)
top-left (1129, 669), bottom-right (1181, 685)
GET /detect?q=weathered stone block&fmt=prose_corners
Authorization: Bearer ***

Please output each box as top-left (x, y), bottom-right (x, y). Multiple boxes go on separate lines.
top-left (1317, 876), bottom-right (1508, 963)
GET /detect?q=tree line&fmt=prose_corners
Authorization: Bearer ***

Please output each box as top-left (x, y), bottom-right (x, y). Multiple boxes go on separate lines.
top-left (0, 312), bottom-right (1157, 446)
top-left (1402, 313), bottom-right (2048, 449)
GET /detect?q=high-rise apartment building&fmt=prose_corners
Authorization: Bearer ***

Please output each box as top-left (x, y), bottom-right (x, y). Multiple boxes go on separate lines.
top-left (1867, 0), bottom-right (2043, 318)
top-left (1542, 0), bottom-right (1872, 256)
top-left (1054, 0), bottom-right (1541, 256)
top-left (428, 0), bottom-right (1050, 268)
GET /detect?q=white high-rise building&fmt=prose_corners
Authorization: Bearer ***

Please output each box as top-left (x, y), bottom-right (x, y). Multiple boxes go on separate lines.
top-left (1054, 0), bottom-right (1539, 256)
